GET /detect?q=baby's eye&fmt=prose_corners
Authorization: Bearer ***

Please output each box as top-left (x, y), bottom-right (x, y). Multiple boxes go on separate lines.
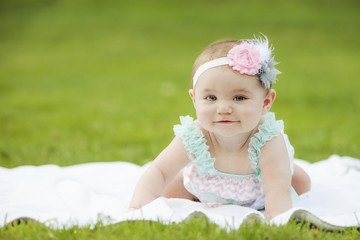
top-left (206, 95), bottom-right (217, 101)
top-left (234, 95), bottom-right (246, 101)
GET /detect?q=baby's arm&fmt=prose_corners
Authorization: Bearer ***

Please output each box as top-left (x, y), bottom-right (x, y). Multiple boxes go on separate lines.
top-left (259, 134), bottom-right (293, 220)
top-left (128, 136), bottom-right (189, 210)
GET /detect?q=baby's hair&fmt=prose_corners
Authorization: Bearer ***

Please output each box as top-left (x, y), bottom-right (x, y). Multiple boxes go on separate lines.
top-left (192, 40), bottom-right (241, 80)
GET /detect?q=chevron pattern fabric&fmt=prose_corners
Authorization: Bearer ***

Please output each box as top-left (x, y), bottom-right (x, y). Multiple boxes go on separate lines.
top-left (184, 163), bottom-right (265, 209)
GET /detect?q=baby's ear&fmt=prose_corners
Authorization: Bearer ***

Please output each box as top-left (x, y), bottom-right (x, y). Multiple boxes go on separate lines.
top-left (189, 89), bottom-right (195, 104)
top-left (262, 89), bottom-right (276, 114)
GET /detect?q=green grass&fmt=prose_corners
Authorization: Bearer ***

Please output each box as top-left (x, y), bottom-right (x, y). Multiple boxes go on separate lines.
top-left (0, 0), bottom-right (359, 238)
top-left (1, 218), bottom-right (359, 240)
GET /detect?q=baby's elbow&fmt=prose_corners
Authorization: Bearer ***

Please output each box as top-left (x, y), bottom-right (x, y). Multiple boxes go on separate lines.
top-left (291, 165), bottom-right (311, 195)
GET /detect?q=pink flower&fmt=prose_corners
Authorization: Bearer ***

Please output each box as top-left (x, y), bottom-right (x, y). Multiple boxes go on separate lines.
top-left (227, 43), bottom-right (261, 75)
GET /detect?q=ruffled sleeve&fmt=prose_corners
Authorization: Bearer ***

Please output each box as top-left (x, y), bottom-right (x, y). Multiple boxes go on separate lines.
top-left (173, 116), bottom-right (216, 175)
top-left (248, 112), bottom-right (284, 176)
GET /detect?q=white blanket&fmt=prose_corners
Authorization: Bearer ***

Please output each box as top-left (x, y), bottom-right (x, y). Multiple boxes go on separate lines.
top-left (1, 155), bottom-right (359, 229)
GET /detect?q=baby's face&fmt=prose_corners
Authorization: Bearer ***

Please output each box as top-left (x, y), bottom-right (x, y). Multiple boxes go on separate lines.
top-left (190, 66), bottom-right (269, 137)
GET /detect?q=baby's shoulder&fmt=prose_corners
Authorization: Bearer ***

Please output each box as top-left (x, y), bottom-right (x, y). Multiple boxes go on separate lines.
top-left (262, 132), bottom-right (286, 151)
top-left (260, 133), bottom-right (289, 161)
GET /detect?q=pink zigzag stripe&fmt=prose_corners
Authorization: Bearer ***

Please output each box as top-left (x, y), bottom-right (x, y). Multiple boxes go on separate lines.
top-left (185, 166), bottom-right (265, 204)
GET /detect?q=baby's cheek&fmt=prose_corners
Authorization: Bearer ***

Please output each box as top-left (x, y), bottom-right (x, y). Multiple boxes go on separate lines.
top-left (241, 109), bottom-right (263, 127)
top-left (195, 106), bottom-right (209, 117)
top-left (196, 110), bottom-right (212, 126)
top-left (196, 111), bottom-right (209, 124)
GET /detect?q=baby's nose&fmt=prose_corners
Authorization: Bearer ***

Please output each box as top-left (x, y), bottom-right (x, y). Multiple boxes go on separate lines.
top-left (217, 101), bottom-right (233, 114)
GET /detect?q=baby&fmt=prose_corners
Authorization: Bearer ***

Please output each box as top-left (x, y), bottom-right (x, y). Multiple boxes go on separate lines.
top-left (129, 35), bottom-right (311, 220)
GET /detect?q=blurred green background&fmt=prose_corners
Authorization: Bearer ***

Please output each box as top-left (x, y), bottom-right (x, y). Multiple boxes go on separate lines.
top-left (0, 0), bottom-right (359, 168)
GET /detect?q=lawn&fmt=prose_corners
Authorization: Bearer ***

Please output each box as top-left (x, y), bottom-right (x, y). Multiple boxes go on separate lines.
top-left (0, 0), bottom-right (359, 238)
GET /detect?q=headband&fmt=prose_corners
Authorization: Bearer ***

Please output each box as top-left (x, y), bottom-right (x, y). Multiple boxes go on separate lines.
top-left (192, 36), bottom-right (281, 89)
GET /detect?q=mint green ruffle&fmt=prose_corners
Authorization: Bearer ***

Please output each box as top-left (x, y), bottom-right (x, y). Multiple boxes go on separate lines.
top-left (248, 112), bottom-right (284, 176)
top-left (173, 116), bottom-right (216, 175)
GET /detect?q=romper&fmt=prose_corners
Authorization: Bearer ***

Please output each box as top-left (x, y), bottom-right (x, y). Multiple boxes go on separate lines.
top-left (173, 112), bottom-right (295, 209)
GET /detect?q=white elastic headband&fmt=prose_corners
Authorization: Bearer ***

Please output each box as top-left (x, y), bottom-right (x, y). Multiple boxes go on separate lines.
top-left (192, 57), bottom-right (230, 88)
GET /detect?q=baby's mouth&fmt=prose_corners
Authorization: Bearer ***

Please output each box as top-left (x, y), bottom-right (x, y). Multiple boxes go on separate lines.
top-left (215, 120), bottom-right (239, 124)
